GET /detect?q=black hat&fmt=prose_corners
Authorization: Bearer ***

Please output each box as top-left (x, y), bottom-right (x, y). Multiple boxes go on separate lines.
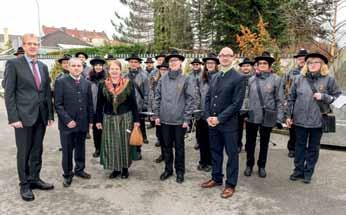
top-left (14, 47), bottom-right (25, 56)
top-left (239, 57), bottom-right (254, 67)
top-left (202, 53), bottom-right (220, 65)
top-left (105, 54), bottom-right (116, 60)
top-left (144, 57), bottom-right (155, 64)
top-left (305, 52), bottom-right (328, 64)
top-left (255, 51), bottom-right (275, 66)
top-left (58, 54), bottom-right (72, 63)
top-left (90, 56), bottom-right (106, 66)
top-left (294, 48), bottom-right (309, 58)
top-left (155, 52), bottom-right (167, 60)
top-left (75, 51), bottom-right (88, 59)
top-left (165, 49), bottom-right (185, 62)
top-left (125, 53), bottom-right (142, 62)
top-left (157, 62), bottom-right (169, 69)
top-left (190, 58), bottom-right (203, 65)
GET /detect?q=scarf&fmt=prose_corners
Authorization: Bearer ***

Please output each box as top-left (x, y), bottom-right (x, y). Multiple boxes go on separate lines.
top-left (104, 77), bottom-right (130, 111)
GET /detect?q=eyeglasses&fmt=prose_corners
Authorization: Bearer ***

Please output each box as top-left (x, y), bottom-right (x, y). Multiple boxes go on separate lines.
top-left (307, 61), bottom-right (321, 65)
top-left (218, 54), bottom-right (233, 58)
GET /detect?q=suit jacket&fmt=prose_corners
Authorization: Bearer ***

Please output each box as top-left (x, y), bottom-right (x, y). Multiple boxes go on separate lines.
top-left (54, 75), bottom-right (93, 133)
top-left (4, 56), bottom-right (53, 126)
top-left (205, 68), bottom-right (245, 131)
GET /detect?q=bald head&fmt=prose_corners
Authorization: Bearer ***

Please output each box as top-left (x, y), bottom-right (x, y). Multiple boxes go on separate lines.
top-left (218, 47), bottom-right (234, 67)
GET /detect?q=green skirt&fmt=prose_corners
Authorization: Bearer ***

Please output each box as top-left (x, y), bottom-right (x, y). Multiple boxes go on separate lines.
top-left (100, 112), bottom-right (137, 171)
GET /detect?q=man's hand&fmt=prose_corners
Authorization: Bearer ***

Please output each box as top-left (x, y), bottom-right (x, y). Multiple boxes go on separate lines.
top-left (47, 120), bottom-right (54, 127)
top-left (182, 122), bottom-right (189, 129)
top-left (96, 123), bottom-right (102, 130)
top-left (286, 118), bottom-right (293, 128)
top-left (10, 121), bottom-right (23, 128)
top-left (67, 120), bottom-right (77, 128)
top-left (155, 118), bottom-right (161, 126)
top-left (207, 117), bottom-right (216, 127)
top-left (313, 93), bottom-right (322, 101)
top-left (134, 122), bottom-right (140, 128)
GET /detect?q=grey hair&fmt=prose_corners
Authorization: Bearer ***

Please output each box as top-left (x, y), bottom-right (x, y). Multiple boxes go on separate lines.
top-left (22, 33), bottom-right (38, 43)
top-left (68, 57), bottom-right (83, 65)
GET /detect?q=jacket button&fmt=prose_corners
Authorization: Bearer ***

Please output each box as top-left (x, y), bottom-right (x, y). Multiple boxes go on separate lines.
top-left (214, 104), bottom-right (216, 107)
top-left (80, 108), bottom-right (82, 111)
top-left (215, 96), bottom-right (218, 98)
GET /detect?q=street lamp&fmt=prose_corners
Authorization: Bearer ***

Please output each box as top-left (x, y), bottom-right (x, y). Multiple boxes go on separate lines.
top-left (35, 0), bottom-right (42, 53)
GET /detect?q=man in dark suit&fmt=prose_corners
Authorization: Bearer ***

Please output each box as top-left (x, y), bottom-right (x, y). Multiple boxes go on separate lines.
top-left (54, 57), bottom-right (93, 187)
top-left (200, 47), bottom-right (245, 199)
top-left (4, 34), bottom-right (54, 201)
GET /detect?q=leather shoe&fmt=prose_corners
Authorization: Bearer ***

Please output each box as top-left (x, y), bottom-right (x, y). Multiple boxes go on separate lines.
top-left (155, 155), bottom-right (164, 163)
top-left (303, 176), bottom-right (311, 184)
top-left (144, 139), bottom-right (149, 144)
top-left (155, 142), bottom-right (161, 147)
top-left (121, 168), bottom-right (129, 179)
top-left (93, 150), bottom-right (100, 158)
top-left (244, 166), bottom-right (252, 177)
top-left (160, 171), bottom-right (173, 181)
top-left (30, 179), bottom-right (54, 190)
top-left (20, 185), bottom-right (34, 201)
top-left (201, 179), bottom-right (222, 188)
top-left (258, 168), bottom-right (267, 178)
top-left (176, 174), bottom-right (184, 184)
top-left (75, 171), bottom-right (91, 179)
top-left (109, 170), bottom-right (121, 179)
top-left (288, 150), bottom-right (295, 158)
top-left (289, 172), bottom-right (304, 181)
top-left (221, 187), bottom-right (235, 199)
top-left (63, 177), bottom-right (73, 187)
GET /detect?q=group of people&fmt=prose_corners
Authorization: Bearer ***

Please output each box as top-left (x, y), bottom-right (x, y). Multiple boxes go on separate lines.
top-left (3, 33), bottom-right (341, 202)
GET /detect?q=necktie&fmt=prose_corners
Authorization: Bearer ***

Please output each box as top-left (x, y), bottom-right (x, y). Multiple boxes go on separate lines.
top-left (31, 60), bottom-right (41, 89)
top-left (75, 79), bottom-right (80, 85)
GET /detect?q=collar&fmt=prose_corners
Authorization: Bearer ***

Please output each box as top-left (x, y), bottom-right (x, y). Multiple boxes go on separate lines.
top-left (219, 65), bottom-right (233, 74)
top-left (24, 55), bottom-right (37, 64)
top-left (69, 74), bottom-right (81, 81)
top-left (256, 71), bottom-right (271, 79)
top-left (168, 70), bottom-right (181, 79)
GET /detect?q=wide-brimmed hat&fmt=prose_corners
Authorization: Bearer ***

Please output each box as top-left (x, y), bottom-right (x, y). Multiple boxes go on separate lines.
top-left (90, 56), bottom-right (106, 66)
top-left (75, 51), bottom-right (88, 59)
top-left (294, 48), bottom-right (308, 58)
top-left (254, 51), bottom-right (275, 66)
top-left (125, 53), bottom-right (142, 62)
top-left (165, 49), bottom-right (185, 62)
top-left (190, 58), bottom-right (203, 65)
top-left (202, 53), bottom-right (220, 65)
top-left (239, 57), bottom-right (254, 67)
top-left (14, 47), bottom-right (25, 56)
top-left (305, 52), bottom-right (328, 64)
top-left (144, 57), bottom-right (155, 64)
top-left (155, 52), bottom-right (167, 60)
top-left (105, 54), bottom-right (116, 60)
top-left (58, 54), bottom-right (72, 63)
top-left (157, 62), bottom-right (169, 69)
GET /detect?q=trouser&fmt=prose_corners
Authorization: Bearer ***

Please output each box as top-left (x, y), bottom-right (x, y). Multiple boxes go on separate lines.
top-left (294, 126), bottom-right (322, 178)
top-left (156, 125), bottom-right (165, 158)
top-left (237, 114), bottom-right (247, 149)
top-left (15, 115), bottom-right (46, 186)
top-left (92, 114), bottom-right (102, 152)
top-left (196, 119), bottom-right (211, 166)
top-left (287, 125), bottom-right (296, 152)
top-left (161, 124), bottom-right (186, 174)
top-left (245, 122), bottom-right (272, 168)
top-left (60, 131), bottom-right (87, 178)
top-left (209, 124), bottom-right (239, 188)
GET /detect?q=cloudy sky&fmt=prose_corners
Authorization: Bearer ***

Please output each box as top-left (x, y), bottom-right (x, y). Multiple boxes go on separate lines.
top-left (0, 0), bottom-right (345, 46)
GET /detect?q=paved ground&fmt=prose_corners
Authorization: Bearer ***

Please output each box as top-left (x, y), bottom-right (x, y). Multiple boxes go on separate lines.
top-left (0, 98), bottom-right (346, 215)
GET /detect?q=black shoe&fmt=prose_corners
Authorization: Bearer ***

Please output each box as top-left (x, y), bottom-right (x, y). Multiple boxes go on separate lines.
top-left (244, 166), bottom-right (253, 177)
top-left (197, 164), bottom-right (205, 171)
top-left (86, 133), bottom-right (91, 139)
top-left (144, 139), bottom-right (149, 144)
top-left (58, 148), bottom-right (62, 151)
top-left (93, 150), bottom-right (100, 158)
top-left (203, 165), bottom-right (212, 172)
top-left (63, 176), bottom-right (73, 187)
top-left (30, 179), bottom-right (54, 190)
top-left (288, 150), bottom-right (295, 158)
top-left (258, 168), bottom-right (267, 178)
top-left (20, 185), bottom-right (34, 201)
top-left (194, 143), bottom-right (199, 150)
top-left (75, 171), bottom-right (91, 179)
top-left (289, 172), bottom-right (304, 181)
top-left (303, 176), bottom-right (311, 184)
top-left (176, 174), bottom-right (184, 184)
top-left (121, 168), bottom-right (129, 179)
top-left (160, 171), bottom-right (173, 181)
top-left (133, 152), bottom-right (142, 161)
top-left (155, 142), bottom-right (161, 147)
top-left (109, 170), bottom-right (121, 179)
top-left (155, 155), bottom-right (164, 163)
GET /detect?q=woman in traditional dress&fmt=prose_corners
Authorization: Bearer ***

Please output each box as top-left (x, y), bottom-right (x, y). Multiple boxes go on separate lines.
top-left (95, 60), bottom-right (140, 179)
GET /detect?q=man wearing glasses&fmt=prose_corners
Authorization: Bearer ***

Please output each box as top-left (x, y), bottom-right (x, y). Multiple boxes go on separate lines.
top-left (200, 47), bottom-right (245, 199)
top-left (4, 34), bottom-right (54, 201)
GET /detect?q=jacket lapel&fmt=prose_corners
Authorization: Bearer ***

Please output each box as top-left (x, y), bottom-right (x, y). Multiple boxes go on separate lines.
top-left (19, 56), bottom-right (37, 90)
top-left (37, 61), bottom-right (45, 90)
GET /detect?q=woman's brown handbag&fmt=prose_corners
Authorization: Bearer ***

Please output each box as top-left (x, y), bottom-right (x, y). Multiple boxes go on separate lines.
top-left (129, 126), bottom-right (144, 146)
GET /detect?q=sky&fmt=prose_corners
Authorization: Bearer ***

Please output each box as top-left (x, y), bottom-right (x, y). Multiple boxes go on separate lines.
top-left (0, 0), bottom-right (345, 46)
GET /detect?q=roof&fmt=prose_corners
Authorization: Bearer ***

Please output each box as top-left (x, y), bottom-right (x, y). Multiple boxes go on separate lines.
top-left (42, 25), bottom-right (109, 43)
top-left (41, 30), bottom-right (91, 48)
